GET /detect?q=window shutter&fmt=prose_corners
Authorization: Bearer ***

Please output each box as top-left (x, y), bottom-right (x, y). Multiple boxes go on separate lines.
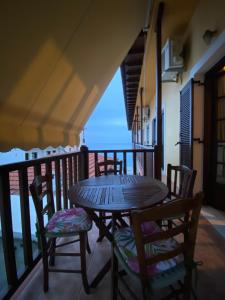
top-left (180, 79), bottom-right (193, 168)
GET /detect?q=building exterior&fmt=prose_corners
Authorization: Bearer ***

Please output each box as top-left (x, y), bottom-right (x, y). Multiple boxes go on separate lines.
top-left (1, 1), bottom-right (225, 297)
top-left (122, 0), bottom-right (225, 211)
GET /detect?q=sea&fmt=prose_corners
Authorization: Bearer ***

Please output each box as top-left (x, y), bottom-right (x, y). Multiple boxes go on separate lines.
top-left (85, 142), bottom-right (134, 174)
top-left (85, 142), bottom-right (132, 150)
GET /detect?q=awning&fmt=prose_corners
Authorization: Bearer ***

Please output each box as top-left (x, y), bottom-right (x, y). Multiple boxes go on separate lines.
top-left (0, 0), bottom-right (149, 151)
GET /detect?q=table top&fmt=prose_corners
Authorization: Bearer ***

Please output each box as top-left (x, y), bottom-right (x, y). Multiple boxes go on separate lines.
top-left (68, 175), bottom-right (168, 213)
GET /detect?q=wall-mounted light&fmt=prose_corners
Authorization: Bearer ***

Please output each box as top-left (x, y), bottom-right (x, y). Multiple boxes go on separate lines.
top-left (202, 29), bottom-right (217, 45)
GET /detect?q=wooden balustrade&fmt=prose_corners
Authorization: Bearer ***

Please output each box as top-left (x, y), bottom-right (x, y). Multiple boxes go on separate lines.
top-left (88, 148), bottom-right (155, 177)
top-left (0, 151), bottom-right (81, 299)
top-left (0, 146), bottom-right (156, 299)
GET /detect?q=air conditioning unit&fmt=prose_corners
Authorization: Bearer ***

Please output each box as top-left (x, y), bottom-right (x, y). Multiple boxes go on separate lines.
top-left (161, 39), bottom-right (183, 82)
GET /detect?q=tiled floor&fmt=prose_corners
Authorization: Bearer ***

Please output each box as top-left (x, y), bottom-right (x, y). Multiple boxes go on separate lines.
top-left (11, 225), bottom-right (115, 300)
top-left (201, 206), bottom-right (225, 239)
top-left (11, 206), bottom-right (225, 300)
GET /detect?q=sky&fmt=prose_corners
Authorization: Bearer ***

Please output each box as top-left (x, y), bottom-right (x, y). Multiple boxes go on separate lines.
top-left (84, 69), bottom-right (131, 149)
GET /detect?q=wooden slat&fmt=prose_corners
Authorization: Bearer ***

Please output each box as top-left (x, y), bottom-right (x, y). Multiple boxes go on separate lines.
top-left (143, 224), bottom-right (186, 244)
top-left (143, 151), bottom-right (147, 176)
top-left (19, 168), bottom-right (33, 267)
top-left (104, 152), bottom-right (107, 175)
top-left (123, 152), bottom-right (127, 174)
top-left (68, 157), bottom-right (73, 208)
top-left (73, 155), bottom-right (78, 184)
top-left (145, 244), bottom-right (184, 265)
top-left (45, 162), bottom-right (53, 211)
top-left (68, 156), bottom-right (73, 187)
top-left (62, 158), bottom-right (68, 209)
top-left (0, 172), bottom-right (18, 285)
top-left (114, 152), bottom-right (117, 175)
top-left (133, 151), bottom-right (137, 175)
top-left (180, 79), bottom-right (193, 168)
top-left (55, 159), bottom-right (61, 210)
top-left (94, 152), bottom-right (98, 177)
top-left (34, 164), bottom-right (41, 177)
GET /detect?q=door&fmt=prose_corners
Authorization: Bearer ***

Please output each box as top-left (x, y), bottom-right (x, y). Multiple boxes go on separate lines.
top-left (216, 69), bottom-right (225, 209)
top-left (179, 80), bottom-right (193, 168)
top-left (204, 58), bottom-right (225, 210)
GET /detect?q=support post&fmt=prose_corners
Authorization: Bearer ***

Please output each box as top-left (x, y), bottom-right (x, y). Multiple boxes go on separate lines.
top-left (154, 145), bottom-right (161, 179)
top-left (155, 2), bottom-right (164, 181)
top-left (79, 145), bottom-right (89, 180)
top-left (140, 87), bottom-right (144, 145)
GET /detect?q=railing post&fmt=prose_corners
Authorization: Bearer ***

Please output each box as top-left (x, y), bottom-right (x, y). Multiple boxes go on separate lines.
top-left (154, 145), bottom-right (161, 180)
top-left (0, 171), bottom-right (18, 286)
top-left (79, 145), bottom-right (89, 180)
top-left (155, 2), bottom-right (164, 181)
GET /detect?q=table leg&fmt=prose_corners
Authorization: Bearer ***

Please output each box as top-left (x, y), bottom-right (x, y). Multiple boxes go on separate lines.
top-left (87, 209), bottom-right (113, 242)
top-left (86, 209), bottom-right (113, 288)
top-left (111, 213), bottom-right (118, 300)
top-left (90, 259), bottom-right (111, 288)
top-left (87, 211), bottom-right (125, 290)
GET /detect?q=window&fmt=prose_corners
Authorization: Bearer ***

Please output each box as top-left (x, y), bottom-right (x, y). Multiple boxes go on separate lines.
top-left (32, 152), bottom-right (37, 159)
top-left (25, 153), bottom-right (29, 160)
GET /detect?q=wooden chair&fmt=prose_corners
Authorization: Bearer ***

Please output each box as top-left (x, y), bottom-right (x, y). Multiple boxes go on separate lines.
top-left (96, 159), bottom-right (122, 176)
top-left (112, 193), bottom-right (203, 300)
top-left (166, 164), bottom-right (197, 228)
top-left (96, 159), bottom-right (126, 242)
top-left (30, 174), bottom-right (92, 294)
top-left (167, 164), bottom-right (197, 200)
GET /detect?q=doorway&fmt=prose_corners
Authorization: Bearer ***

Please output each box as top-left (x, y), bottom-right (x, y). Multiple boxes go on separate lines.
top-left (204, 57), bottom-right (225, 210)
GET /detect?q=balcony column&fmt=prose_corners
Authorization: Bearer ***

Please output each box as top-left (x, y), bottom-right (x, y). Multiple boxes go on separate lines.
top-left (79, 145), bottom-right (89, 180)
top-left (155, 2), bottom-right (164, 180)
top-left (140, 87), bottom-right (144, 145)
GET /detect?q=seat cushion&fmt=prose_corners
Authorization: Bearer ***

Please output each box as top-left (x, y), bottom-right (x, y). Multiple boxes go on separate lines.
top-left (46, 208), bottom-right (92, 237)
top-left (114, 221), bottom-right (183, 277)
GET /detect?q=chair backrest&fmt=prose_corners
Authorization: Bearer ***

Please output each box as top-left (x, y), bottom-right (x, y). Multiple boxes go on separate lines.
top-left (30, 174), bottom-right (55, 236)
top-left (131, 192), bottom-right (202, 292)
top-left (167, 164), bottom-right (197, 199)
top-left (96, 159), bottom-right (122, 176)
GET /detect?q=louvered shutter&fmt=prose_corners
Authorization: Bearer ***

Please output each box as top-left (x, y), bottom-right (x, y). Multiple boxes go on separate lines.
top-left (180, 80), bottom-right (193, 168)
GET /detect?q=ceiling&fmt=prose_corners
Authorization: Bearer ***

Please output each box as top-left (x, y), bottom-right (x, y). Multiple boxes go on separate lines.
top-left (121, 0), bottom-right (199, 130)
top-left (121, 32), bottom-right (146, 130)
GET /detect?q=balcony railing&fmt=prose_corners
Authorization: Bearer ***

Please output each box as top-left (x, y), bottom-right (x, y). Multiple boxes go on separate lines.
top-left (0, 146), bottom-right (158, 299)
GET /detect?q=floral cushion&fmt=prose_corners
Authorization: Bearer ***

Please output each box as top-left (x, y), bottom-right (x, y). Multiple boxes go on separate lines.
top-left (46, 208), bottom-right (92, 237)
top-left (114, 221), bottom-right (183, 277)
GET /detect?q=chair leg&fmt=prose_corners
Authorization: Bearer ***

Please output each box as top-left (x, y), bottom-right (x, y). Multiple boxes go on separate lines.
top-left (111, 212), bottom-right (118, 300)
top-left (98, 212), bottom-right (106, 242)
top-left (49, 238), bottom-right (56, 266)
top-left (86, 232), bottom-right (91, 254)
top-left (42, 249), bottom-right (49, 292)
top-left (80, 232), bottom-right (90, 294)
top-left (97, 221), bottom-right (112, 242)
top-left (183, 271), bottom-right (192, 300)
top-left (111, 251), bottom-right (118, 300)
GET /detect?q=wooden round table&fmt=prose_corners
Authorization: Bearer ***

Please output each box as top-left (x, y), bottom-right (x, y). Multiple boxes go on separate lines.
top-left (68, 175), bottom-right (168, 289)
top-left (68, 174), bottom-right (168, 212)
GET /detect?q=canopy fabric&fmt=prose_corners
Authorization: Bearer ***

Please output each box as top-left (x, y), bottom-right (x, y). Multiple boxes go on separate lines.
top-left (0, 0), bottom-right (148, 151)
